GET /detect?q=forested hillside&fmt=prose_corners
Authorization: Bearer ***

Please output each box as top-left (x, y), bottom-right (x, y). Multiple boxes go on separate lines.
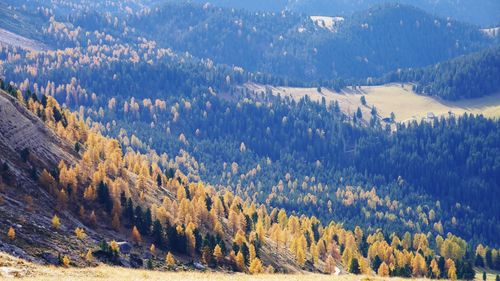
top-left (4, 79), bottom-right (498, 278)
top-left (131, 3), bottom-right (496, 80)
top-left (0, 0), bottom-right (499, 279)
top-left (85, 89), bottom-right (500, 245)
top-left (288, 0), bottom-right (500, 26)
top-left (1, 1), bottom-right (496, 82)
top-left (2, 36), bottom-right (499, 246)
top-left (0, 0), bottom-right (499, 247)
top-left (176, 0), bottom-right (500, 26)
top-left (377, 46), bottom-right (500, 100)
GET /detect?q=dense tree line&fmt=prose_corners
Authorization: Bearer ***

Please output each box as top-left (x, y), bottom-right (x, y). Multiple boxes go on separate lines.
top-left (130, 3), bottom-right (496, 80)
top-left (1, 0), bottom-right (499, 254)
top-left (3, 0), bottom-right (497, 88)
top-left (98, 90), bottom-right (500, 246)
top-left (3, 78), bottom-right (492, 279)
top-left (376, 46), bottom-right (500, 100)
top-left (179, 0), bottom-right (500, 26)
top-left (2, 30), bottom-right (498, 246)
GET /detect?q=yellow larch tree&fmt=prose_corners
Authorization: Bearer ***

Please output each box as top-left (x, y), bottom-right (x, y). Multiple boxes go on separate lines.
top-left (378, 262), bottom-right (390, 277)
top-left (214, 220), bottom-right (224, 236)
top-left (213, 244), bottom-right (223, 265)
top-left (236, 251), bottom-right (246, 272)
top-left (8, 227), bottom-right (15, 240)
top-left (448, 263), bottom-right (457, 280)
top-left (359, 257), bottom-right (371, 274)
top-left (411, 253), bottom-right (427, 277)
top-left (296, 246), bottom-right (306, 267)
top-left (277, 209), bottom-right (287, 229)
top-left (310, 242), bottom-right (319, 265)
top-left (342, 247), bottom-right (353, 268)
top-left (185, 223), bottom-right (196, 256)
top-left (234, 229), bottom-right (246, 247)
top-left (62, 255), bottom-right (70, 267)
top-left (74, 227), bottom-right (86, 239)
top-left (83, 185), bottom-right (96, 202)
top-left (52, 215), bottom-right (61, 229)
top-left (430, 258), bottom-right (440, 278)
top-left (131, 226), bottom-right (142, 245)
top-left (110, 240), bottom-right (120, 253)
top-left (249, 244), bottom-right (256, 262)
top-left (249, 258), bottom-right (264, 274)
top-left (354, 226), bottom-right (363, 244)
top-left (255, 218), bottom-right (265, 241)
top-left (166, 252), bottom-right (175, 269)
top-left (39, 169), bottom-right (57, 193)
top-left (325, 255), bottom-right (336, 274)
top-left (85, 249), bottom-right (93, 263)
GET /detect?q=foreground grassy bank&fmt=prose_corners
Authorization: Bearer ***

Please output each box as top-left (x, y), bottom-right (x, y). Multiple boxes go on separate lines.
top-left (0, 252), bottom-right (408, 281)
top-left (5, 266), bottom-right (434, 281)
top-left (21, 267), bottom-right (500, 281)
top-left (2, 252), bottom-right (498, 281)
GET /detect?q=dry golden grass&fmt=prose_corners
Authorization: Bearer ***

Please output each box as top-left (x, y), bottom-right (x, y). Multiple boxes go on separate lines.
top-left (475, 268), bottom-right (500, 281)
top-left (6, 265), bottom-right (437, 281)
top-left (3, 252), bottom-right (493, 281)
top-left (246, 83), bottom-right (500, 123)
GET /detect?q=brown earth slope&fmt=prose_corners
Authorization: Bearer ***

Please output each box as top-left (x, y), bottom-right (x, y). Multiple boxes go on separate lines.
top-left (0, 90), bottom-right (97, 264)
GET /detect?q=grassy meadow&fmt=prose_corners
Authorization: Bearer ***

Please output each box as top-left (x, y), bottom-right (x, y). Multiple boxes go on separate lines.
top-left (247, 83), bottom-right (500, 123)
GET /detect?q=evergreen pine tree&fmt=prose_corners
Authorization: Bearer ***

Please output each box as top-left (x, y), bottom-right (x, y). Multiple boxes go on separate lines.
top-left (97, 181), bottom-right (112, 212)
top-left (152, 219), bottom-right (164, 248)
top-left (349, 257), bottom-right (361, 274)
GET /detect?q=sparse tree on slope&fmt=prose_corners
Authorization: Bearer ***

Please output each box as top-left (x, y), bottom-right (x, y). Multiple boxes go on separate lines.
top-left (7, 227), bottom-right (15, 240)
top-left (166, 252), bottom-right (175, 269)
top-left (132, 226), bottom-right (142, 245)
top-left (52, 215), bottom-right (61, 229)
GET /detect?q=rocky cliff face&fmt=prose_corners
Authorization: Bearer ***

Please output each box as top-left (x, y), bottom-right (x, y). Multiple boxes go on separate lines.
top-left (0, 90), bottom-right (77, 171)
top-left (0, 90), bottom-right (96, 265)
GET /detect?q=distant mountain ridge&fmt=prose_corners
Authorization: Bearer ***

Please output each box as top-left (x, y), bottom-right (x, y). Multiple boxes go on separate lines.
top-left (177, 0), bottom-right (500, 26)
top-left (133, 2), bottom-right (496, 80)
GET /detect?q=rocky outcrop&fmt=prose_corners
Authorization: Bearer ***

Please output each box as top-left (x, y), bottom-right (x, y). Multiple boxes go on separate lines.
top-left (0, 91), bottom-right (94, 265)
top-left (0, 91), bottom-right (78, 171)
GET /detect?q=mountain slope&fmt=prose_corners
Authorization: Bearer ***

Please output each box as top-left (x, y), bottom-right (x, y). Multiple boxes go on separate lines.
top-left (0, 3), bottom-right (48, 42)
top-left (132, 3), bottom-right (495, 80)
top-left (1, 15), bottom-right (498, 245)
top-left (179, 0), bottom-right (500, 26)
top-left (0, 88), bottom-right (167, 266)
top-left (313, 4), bottom-right (493, 78)
top-left (0, 0), bottom-right (499, 278)
top-left (0, 87), bottom-right (311, 273)
top-left (377, 46), bottom-right (500, 100)
top-left (287, 0), bottom-right (500, 26)
top-left (0, 89), bottom-right (96, 264)
top-left (0, 78), bottom-right (489, 278)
